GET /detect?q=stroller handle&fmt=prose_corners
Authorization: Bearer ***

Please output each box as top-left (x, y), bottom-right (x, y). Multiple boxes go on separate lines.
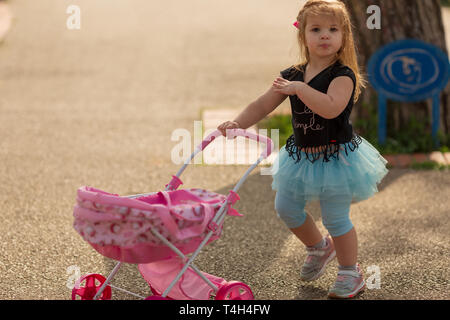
top-left (168, 129), bottom-right (274, 191)
top-left (199, 129), bottom-right (274, 159)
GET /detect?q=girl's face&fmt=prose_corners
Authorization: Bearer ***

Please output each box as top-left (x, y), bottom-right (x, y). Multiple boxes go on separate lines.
top-left (304, 14), bottom-right (343, 60)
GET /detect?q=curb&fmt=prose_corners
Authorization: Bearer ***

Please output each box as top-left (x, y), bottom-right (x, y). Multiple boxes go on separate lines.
top-left (382, 152), bottom-right (450, 168)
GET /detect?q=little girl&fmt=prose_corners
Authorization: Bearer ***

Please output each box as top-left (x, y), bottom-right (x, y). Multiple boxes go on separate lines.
top-left (218, 0), bottom-right (388, 299)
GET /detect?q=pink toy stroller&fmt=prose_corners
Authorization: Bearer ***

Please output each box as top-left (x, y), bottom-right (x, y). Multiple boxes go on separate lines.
top-left (71, 129), bottom-right (273, 300)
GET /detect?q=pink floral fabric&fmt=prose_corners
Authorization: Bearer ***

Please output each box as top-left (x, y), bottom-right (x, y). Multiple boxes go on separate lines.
top-left (73, 187), bottom-right (240, 263)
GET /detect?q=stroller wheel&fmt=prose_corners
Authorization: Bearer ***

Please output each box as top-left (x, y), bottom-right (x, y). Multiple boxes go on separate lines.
top-left (71, 273), bottom-right (112, 300)
top-left (215, 281), bottom-right (254, 300)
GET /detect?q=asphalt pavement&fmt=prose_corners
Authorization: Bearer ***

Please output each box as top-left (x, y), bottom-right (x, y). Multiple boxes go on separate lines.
top-left (0, 0), bottom-right (448, 300)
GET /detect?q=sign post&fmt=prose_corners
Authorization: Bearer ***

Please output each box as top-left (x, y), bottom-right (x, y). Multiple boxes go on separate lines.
top-left (368, 39), bottom-right (450, 148)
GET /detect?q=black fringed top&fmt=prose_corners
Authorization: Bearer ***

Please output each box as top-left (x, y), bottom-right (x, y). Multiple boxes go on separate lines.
top-left (280, 60), bottom-right (363, 163)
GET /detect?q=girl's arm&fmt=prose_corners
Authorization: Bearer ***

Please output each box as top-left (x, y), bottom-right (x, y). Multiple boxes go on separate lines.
top-left (234, 85), bottom-right (287, 128)
top-left (273, 76), bottom-right (354, 120)
top-left (218, 85), bottom-right (287, 135)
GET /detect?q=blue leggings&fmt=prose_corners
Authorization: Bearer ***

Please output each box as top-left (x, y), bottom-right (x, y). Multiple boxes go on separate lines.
top-left (274, 192), bottom-right (353, 237)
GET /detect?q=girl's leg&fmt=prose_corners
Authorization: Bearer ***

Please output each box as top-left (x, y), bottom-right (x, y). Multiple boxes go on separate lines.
top-left (320, 195), bottom-right (365, 298)
top-left (319, 194), bottom-right (357, 267)
top-left (274, 191), bottom-right (323, 246)
top-left (275, 192), bottom-right (336, 281)
top-left (290, 213), bottom-right (324, 247)
top-left (331, 227), bottom-right (357, 267)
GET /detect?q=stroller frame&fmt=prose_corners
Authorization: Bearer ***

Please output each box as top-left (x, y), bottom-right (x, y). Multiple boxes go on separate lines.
top-left (86, 129), bottom-right (273, 300)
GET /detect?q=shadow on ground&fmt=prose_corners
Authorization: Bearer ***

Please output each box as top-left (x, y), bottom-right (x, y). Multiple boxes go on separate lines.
top-left (99, 167), bottom-right (407, 300)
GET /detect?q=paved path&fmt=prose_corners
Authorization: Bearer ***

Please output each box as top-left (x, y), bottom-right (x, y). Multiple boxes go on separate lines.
top-left (0, 0), bottom-right (448, 300)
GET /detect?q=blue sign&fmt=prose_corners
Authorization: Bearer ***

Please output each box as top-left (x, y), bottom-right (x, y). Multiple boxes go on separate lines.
top-left (368, 39), bottom-right (450, 147)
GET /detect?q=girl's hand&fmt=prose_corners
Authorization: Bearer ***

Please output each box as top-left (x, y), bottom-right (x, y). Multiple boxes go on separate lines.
top-left (272, 77), bottom-right (302, 96)
top-left (217, 120), bottom-right (241, 137)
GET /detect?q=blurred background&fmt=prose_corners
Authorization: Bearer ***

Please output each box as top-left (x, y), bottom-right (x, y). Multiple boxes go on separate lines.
top-left (260, 0), bottom-right (450, 158)
top-left (0, 0), bottom-right (448, 300)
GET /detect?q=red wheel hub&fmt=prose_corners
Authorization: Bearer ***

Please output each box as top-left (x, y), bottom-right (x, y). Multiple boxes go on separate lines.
top-left (71, 273), bottom-right (112, 300)
top-left (215, 281), bottom-right (254, 300)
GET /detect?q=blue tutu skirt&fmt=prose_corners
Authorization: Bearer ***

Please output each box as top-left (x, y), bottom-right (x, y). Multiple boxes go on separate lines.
top-left (271, 136), bottom-right (389, 204)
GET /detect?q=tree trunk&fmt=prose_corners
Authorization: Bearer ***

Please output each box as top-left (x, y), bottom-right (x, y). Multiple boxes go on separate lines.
top-left (342, 0), bottom-right (450, 139)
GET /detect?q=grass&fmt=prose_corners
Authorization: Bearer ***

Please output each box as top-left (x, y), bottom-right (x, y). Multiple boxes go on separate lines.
top-left (257, 114), bottom-right (293, 149)
top-left (385, 160), bottom-right (450, 171)
top-left (410, 160), bottom-right (450, 171)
